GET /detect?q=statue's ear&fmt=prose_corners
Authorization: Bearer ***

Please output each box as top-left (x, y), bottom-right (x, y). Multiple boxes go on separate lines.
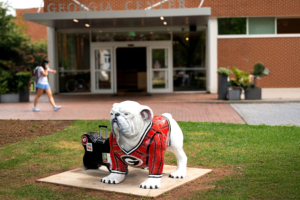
top-left (140, 106), bottom-right (153, 122)
top-left (113, 103), bottom-right (119, 108)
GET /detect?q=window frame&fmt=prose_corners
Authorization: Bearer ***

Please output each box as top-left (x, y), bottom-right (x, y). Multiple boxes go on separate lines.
top-left (218, 17), bottom-right (300, 39)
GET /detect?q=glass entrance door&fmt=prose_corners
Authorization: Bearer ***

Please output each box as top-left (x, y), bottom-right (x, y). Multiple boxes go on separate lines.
top-left (149, 47), bottom-right (172, 93)
top-left (91, 48), bottom-right (113, 93)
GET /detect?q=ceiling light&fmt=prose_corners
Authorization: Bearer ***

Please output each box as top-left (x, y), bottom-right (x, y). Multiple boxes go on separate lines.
top-left (160, 16), bottom-right (164, 20)
top-left (85, 24), bottom-right (90, 27)
top-left (163, 21), bottom-right (167, 25)
top-left (186, 37), bottom-right (189, 41)
top-left (73, 19), bottom-right (78, 23)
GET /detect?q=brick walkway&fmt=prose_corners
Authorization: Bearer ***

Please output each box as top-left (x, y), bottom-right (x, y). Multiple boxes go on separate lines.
top-left (0, 93), bottom-right (244, 124)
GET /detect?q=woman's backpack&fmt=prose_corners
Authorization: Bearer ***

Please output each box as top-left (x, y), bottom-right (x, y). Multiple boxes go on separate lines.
top-left (33, 67), bottom-right (41, 83)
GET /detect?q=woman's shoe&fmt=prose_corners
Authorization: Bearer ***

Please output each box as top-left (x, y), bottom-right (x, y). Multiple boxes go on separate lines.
top-left (32, 107), bottom-right (40, 112)
top-left (54, 105), bottom-right (61, 111)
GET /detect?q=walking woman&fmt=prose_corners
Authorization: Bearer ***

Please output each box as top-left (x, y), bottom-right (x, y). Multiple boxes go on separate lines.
top-left (32, 59), bottom-right (61, 112)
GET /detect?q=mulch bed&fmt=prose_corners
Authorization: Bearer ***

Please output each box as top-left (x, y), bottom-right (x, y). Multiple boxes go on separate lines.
top-left (0, 120), bottom-right (73, 147)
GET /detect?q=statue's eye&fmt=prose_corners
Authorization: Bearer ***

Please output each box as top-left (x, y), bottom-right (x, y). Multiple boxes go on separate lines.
top-left (110, 112), bottom-right (114, 115)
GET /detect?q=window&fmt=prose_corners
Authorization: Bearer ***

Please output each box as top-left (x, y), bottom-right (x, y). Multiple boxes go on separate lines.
top-left (218, 18), bottom-right (247, 35)
top-left (277, 18), bottom-right (300, 34)
top-left (249, 18), bottom-right (275, 34)
top-left (57, 31), bottom-right (91, 93)
top-left (218, 17), bottom-right (300, 36)
top-left (173, 31), bottom-right (206, 91)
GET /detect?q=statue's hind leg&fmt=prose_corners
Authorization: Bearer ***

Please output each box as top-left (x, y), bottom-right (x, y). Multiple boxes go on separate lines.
top-left (168, 146), bottom-right (187, 178)
top-left (163, 113), bottom-right (187, 179)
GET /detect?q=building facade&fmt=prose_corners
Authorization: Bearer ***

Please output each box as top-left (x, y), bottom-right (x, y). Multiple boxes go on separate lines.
top-left (16, 8), bottom-right (47, 42)
top-left (24, 0), bottom-right (300, 96)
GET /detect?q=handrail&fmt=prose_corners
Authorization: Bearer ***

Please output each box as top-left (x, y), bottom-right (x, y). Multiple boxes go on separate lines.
top-left (145, 0), bottom-right (169, 10)
top-left (37, 0), bottom-right (44, 13)
top-left (198, 0), bottom-right (205, 8)
top-left (72, 0), bottom-right (89, 11)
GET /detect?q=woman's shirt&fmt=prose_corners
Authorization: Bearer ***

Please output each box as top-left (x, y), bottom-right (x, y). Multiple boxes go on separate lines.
top-left (37, 66), bottom-right (50, 85)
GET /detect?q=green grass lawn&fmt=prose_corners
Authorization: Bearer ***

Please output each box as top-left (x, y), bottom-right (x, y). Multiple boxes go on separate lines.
top-left (0, 121), bottom-right (299, 199)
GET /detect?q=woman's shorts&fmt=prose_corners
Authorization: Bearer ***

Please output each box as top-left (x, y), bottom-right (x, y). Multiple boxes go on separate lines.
top-left (36, 83), bottom-right (50, 89)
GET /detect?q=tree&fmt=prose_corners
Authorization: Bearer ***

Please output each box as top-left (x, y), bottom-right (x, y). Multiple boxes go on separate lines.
top-left (0, 2), bottom-right (47, 93)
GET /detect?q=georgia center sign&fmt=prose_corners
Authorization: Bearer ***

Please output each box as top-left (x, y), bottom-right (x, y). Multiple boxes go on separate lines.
top-left (47, 0), bottom-right (186, 12)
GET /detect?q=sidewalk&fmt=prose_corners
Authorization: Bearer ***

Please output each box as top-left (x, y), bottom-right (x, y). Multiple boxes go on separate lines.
top-left (0, 93), bottom-right (244, 123)
top-left (29, 93), bottom-right (300, 104)
top-left (2, 93), bottom-right (299, 123)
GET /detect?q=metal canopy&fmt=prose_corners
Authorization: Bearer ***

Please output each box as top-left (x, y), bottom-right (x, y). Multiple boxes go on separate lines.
top-left (24, 8), bottom-right (210, 29)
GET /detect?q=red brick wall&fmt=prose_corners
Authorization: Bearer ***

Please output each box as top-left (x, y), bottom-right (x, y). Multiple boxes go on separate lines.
top-left (44, 0), bottom-right (300, 17)
top-left (218, 38), bottom-right (300, 88)
top-left (203, 0), bottom-right (300, 17)
top-left (16, 8), bottom-right (47, 42)
top-left (43, 0), bottom-right (199, 12)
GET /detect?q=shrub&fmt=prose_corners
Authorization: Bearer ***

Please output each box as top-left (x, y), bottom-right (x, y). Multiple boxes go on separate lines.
top-left (217, 67), bottom-right (232, 76)
top-left (252, 63), bottom-right (269, 87)
top-left (253, 63), bottom-right (265, 77)
top-left (229, 66), bottom-right (249, 89)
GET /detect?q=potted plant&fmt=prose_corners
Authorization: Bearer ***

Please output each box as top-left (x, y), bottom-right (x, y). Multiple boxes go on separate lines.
top-left (16, 71), bottom-right (31, 102)
top-left (228, 67), bottom-right (249, 100)
top-left (0, 69), bottom-right (20, 103)
top-left (217, 67), bottom-right (232, 100)
top-left (245, 63), bottom-right (269, 100)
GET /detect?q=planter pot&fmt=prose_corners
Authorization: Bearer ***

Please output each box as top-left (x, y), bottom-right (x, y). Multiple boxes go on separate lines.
top-left (0, 93), bottom-right (20, 103)
top-left (228, 89), bottom-right (241, 100)
top-left (19, 88), bottom-right (30, 102)
top-left (218, 74), bottom-right (228, 100)
top-left (245, 87), bottom-right (262, 100)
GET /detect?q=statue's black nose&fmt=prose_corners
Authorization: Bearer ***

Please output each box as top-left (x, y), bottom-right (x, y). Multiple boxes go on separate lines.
top-left (115, 113), bottom-right (120, 116)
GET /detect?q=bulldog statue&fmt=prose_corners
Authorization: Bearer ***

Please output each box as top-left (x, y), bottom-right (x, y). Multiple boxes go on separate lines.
top-left (101, 101), bottom-right (187, 189)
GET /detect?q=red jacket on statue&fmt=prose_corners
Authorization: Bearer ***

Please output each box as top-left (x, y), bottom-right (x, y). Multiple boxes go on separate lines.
top-left (109, 115), bottom-right (170, 176)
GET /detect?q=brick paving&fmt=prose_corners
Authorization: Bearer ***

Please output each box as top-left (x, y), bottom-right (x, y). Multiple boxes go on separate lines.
top-left (0, 93), bottom-right (244, 124)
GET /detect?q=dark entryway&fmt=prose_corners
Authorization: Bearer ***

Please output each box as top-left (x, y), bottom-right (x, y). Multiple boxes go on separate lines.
top-left (116, 47), bottom-right (147, 93)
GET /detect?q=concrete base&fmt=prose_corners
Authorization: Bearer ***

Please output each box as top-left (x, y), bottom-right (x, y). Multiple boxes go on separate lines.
top-left (37, 165), bottom-right (212, 198)
top-left (262, 88), bottom-right (300, 99)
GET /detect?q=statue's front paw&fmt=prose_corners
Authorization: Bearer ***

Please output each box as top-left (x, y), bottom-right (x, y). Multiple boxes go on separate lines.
top-left (139, 175), bottom-right (162, 189)
top-left (169, 170), bottom-right (186, 179)
top-left (101, 171), bottom-right (125, 184)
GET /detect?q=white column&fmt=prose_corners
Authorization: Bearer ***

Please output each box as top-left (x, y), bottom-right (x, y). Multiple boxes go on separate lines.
top-left (47, 27), bottom-right (57, 93)
top-left (206, 17), bottom-right (218, 93)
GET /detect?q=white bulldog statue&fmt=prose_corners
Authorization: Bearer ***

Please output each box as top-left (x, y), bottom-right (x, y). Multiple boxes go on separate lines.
top-left (101, 101), bottom-right (187, 189)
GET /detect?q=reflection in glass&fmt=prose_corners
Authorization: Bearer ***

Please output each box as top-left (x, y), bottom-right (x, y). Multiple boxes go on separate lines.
top-left (96, 71), bottom-right (111, 89)
top-left (57, 31), bottom-right (90, 93)
top-left (277, 18), bottom-right (300, 34)
top-left (218, 18), bottom-right (247, 35)
top-left (173, 31), bottom-right (206, 91)
top-left (249, 18), bottom-right (275, 35)
top-left (57, 32), bottom-right (90, 70)
top-left (58, 71), bottom-right (90, 93)
top-left (152, 71), bottom-right (167, 89)
top-left (173, 32), bottom-right (206, 68)
top-left (173, 70), bottom-right (206, 91)
top-left (152, 49), bottom-right (168, 69)
top-left (95, 50), bottom-right (111, 70)
top-left (92, 31), bottom-right (171, 42)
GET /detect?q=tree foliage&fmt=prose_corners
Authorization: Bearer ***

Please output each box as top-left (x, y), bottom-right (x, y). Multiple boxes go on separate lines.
top-left (0, 2), bottom-right (47, 93)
